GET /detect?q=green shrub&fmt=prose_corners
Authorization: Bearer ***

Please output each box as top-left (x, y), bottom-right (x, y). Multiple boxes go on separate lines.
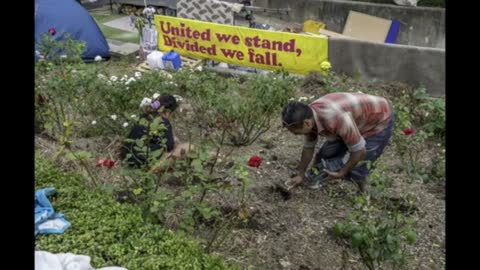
top-left (334, 195), bottom-right (416, 270)
top-left (35, 155), bottom-right (234, 270)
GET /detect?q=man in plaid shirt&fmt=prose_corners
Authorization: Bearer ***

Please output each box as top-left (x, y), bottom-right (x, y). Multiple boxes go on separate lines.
top-left (282, 92), bottom-right (395, 192)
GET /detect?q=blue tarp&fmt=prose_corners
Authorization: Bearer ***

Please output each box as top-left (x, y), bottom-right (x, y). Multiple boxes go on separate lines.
top-left (35, 187), bottom-right (71, 235)
top-left (35, 0), bottom-right (110, 61)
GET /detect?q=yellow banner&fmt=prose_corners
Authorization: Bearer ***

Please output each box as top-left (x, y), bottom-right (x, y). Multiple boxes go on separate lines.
top-left (154, 15), bottom-right (328, 75)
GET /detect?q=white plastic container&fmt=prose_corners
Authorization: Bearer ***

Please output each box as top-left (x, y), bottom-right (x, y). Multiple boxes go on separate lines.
top-left (147, 51), bottom-right (165, 70)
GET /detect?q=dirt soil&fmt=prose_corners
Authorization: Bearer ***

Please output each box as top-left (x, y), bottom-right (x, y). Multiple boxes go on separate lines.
top-left (200, 128), bottom-right (445, 270)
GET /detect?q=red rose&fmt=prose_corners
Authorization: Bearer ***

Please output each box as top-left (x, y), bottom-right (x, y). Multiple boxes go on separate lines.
top-left (109, 160), bottom-right (116, 168)
top-left (103, 159), bottom-right (116, 169)
top-left (48, 28), bottom-right (56, 36)
top-left (247, 155), bottom-right (262, 168)
top-left (96, 159), bottom-right (104, 167)
top-left (38, 94), bottom-right (46, 106)
top-left (403, 128), bottom-right (414, 135)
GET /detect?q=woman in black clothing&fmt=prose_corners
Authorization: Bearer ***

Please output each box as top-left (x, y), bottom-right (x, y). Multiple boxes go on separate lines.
top-left (122, 94), bottom-right (190, 171)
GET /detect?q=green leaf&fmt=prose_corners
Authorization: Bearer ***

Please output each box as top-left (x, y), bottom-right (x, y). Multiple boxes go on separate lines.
top-left (65, 152), bottom-right (77, 161)
top-left (181, 190), bottom-right (193, 198)
top-left (150, 150), bottom-right (163, 159)
top-left (133, 188), bottom-right (143, 195)
top-left (199, 150), bottom-right (209, 162)
top-left (334, 224), bottom-right (344, 236)
top-left (139, 118), bottom-right (149, 126)
top-left (196, 205), bottom-right (214, 219)
top-left (173, 171), bottom-right (184, 177)
top-left (191, 159), bottom-right (203, 171)
top-left (242, 177), bottom-right (253, 187)
top-left (44, 122), bottom-right (53, 132)
top-left (352, 232), bottom-right (363, 247)
top-left (65, 151), bottom-right (93, 161)
top-left (386, 234), bottom-right (394, 244)
top-left (135, 140), bottom-right (144, 148)
top-left (77, 151), bottom-right (93, 159)
top-left (406, 230), bottom-right (416, 245)
top-left (368, 225), bottom-right (377, 236)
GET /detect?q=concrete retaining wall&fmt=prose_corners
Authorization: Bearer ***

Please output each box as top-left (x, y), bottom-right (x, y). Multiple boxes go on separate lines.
top-left (255, 0), bottom-right (445, 49)
top-left (329, 38), bottom-right (445, 96)
top-left (250, 0), bottom-right (445, 95)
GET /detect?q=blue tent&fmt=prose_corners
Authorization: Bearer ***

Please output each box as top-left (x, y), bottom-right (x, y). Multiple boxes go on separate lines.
top-left (35, 0), bottom-right (110, 61)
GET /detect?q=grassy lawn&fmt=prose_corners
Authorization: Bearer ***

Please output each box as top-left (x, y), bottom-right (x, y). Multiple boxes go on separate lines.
top-left (91, 10), bottom-right (139, 44)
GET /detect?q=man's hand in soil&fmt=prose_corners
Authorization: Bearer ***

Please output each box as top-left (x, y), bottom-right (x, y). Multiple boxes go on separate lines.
top-left (286, 175), bottom-right (304, 190)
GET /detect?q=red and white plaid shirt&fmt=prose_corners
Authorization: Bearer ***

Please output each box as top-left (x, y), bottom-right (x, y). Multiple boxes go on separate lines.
top-left (304, 92), bottom-right (392, 152)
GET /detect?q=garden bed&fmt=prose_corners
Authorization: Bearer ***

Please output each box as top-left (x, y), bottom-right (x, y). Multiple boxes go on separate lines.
top-left (35, 123), bottom-right (445, 269)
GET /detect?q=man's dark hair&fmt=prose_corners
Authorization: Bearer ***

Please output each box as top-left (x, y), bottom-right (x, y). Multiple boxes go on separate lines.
top-left (281, 101), bottom-right (313, 129)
